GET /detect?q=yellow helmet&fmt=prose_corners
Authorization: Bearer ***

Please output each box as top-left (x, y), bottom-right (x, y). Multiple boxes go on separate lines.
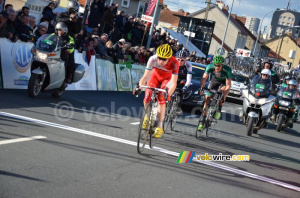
top-left (156, 44), bottom-right (173, 59)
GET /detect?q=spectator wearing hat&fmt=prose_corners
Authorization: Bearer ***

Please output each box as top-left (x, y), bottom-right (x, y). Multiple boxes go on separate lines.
top-left (111, 40), bottom-right (125, 63)
top-left (0, 11), bottom-right (13, 39)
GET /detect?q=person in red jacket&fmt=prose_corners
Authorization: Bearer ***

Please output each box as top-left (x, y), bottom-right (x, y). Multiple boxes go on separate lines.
top-left (84, 37), bottom-right (96, 64)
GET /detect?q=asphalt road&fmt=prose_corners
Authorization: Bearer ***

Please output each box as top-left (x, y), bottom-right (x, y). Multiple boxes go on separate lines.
top-left (0, 90), bottom-right (299, 198)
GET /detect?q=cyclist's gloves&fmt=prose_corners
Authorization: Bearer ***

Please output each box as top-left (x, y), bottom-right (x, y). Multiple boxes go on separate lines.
top-left (133, 83), bottom-right (141, 96)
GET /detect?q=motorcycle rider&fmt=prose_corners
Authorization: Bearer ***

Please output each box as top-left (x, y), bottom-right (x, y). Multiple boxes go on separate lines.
top-left (251, 69), bottom-right (272, 98)
top-left (281, 75), bottom-right (290, 88)
top-left (271, 79), bottom-right (300, 126)
top-left (54, 22), bottom-right (75, 83)
top-left (255, 59), bottom-right (279, 94)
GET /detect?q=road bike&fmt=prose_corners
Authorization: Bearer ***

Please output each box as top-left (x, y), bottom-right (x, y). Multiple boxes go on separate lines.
top-left (163, 88), bottom-right (180, 132)
top-left (137, 85), bottom-right (166, 154)
top-left (196, 86), bottom-right (224, 138)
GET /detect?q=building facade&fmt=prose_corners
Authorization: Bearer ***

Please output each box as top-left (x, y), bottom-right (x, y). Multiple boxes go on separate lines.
top-left (244, 16), bottom-right (260, 35)
top-left (269, 9), bottom-right (300, 38)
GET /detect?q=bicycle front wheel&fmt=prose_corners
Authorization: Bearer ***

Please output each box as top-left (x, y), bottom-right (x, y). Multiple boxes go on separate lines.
top-left (137, 104), bottom-right (152, 154)
top-left (196, 111), bottom-right (206, 139)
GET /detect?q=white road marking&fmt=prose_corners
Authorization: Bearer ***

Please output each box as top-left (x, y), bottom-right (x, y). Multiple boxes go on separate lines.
top-left (0, 136), bottom-right (46, 145)
top-left (0, 111), bottom-right (299, 192)
top-left (130, 122), bottom-right (140, 125)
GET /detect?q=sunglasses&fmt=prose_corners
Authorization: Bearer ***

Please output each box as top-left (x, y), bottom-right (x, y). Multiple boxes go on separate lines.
top-left (158, 57), bottom-right (167, 61)
top-left (177, 59), bottom-right (185, 62)
top-left (214, 64), bottom-right (223, 67)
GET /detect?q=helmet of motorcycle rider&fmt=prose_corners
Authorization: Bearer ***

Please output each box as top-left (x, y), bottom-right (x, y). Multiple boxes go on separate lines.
top-left (261, 69), bottom-right (271, 79)
top-left (55, 22), bottom-right (68, 36)
top-left (288, 79), bottom-right (298, 89)
top-left (66, 0), bottom-right (79, 14)
top-left (263, 59), bottom-right (274, 70)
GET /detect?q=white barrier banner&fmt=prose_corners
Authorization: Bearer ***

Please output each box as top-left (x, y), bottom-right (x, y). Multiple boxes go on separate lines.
top-left (66, 50), bottom-right (97, 90)
top-left (96, 58), bottom-right (118, 91)
top-left (0, 39), bottom-right (33, 89)
top-left (131, 64), bottom-right (145, 88)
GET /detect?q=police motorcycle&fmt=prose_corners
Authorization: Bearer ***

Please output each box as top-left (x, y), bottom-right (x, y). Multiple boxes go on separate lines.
top-left (272, 80), bottom-right (300, 132)
top-left (240, 70), bottom-right (276, 136)
top-left (27, 34), bottom-right (85, 98)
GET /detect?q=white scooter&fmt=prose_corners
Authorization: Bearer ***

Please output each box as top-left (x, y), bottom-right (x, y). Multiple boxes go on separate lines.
top-left (28, 34), bottom-right (85, 98)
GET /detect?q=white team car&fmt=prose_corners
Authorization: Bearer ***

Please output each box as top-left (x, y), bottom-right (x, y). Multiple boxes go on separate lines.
top-left (227, 72), bottom-right (250, 101)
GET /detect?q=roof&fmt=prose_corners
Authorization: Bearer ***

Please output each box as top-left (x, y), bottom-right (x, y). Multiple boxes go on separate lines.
top-left (159, 8), bottom-right (189, 27)
top-left (264, 34), bottom-right (300, 46)
top-left (268, 49), bottom-right (286, 61)
top-left (212, 34), bottom-right (233, 52)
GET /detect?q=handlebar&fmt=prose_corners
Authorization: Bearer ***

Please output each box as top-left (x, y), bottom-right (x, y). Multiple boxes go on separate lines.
top-left (140, 85), bottom-right (167, 93)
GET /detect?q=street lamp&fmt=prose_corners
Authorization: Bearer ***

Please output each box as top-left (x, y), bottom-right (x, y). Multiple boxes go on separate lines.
top-left (253, 9), bottom-right (286, 57)
top-left (275, 25), bottom-right (300, 61)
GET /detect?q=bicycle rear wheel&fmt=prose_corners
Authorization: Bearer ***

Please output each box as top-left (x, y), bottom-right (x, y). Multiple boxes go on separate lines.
top-left (137, 104), bottom-right (152, 154)
top-left (163, 97), bottom-right (174, 133)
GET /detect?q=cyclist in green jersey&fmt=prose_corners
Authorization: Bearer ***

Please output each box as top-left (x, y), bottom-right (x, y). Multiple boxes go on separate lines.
top-left (198, 55), bottom-right (232, 130)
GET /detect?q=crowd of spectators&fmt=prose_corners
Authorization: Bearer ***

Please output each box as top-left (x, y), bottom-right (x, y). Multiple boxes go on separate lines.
top-left (0, 1), bottom-right (207, 65)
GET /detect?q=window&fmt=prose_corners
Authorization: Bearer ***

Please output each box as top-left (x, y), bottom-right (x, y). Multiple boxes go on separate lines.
top-left (121, 0), bottom-right (130, 8)
top-left (288, 17), bottom-right (291, 21)
top-left (291, 18), bottom-right (295, 21)
top-left (278, 21), bottom-right (281, 25)
top-left (287, 23), bottom-right (290, 26)
top-left (283, 16), bottom-right (286, 20)
top-left (282, 22), bottom-right (285, 26)
top-left (137, 1), bottom-right (145, 18)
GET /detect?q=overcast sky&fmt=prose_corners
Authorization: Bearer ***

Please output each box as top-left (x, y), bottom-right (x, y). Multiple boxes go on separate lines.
top-left (164, 0), bottom-right (300, 33)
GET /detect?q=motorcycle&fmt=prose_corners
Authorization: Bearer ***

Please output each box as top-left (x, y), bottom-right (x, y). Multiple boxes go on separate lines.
top-left (240, 81), bottom-right (276, 136)
top-left (272, 87), bottom-right (298, 131)
top-left (28, 34), bottom-right (85, 98)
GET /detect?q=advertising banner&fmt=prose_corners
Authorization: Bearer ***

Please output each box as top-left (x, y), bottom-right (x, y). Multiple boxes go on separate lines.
top-left (236, 48), bottom-right (251, 57)
top-left (131, 64), bottom-right (145, 89)
top-left (0, 39), bottom-right (33, 89)
top-left (115, 64), bottom-right (132, 91)
top-left (96, 58), bottom-right (117, 91)
top-left (145, 0), bottom-right (157, 16)
top-left (66, 50), bottom-right (97, 90)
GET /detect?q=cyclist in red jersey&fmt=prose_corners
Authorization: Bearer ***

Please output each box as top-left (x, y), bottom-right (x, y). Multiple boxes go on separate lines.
top-left (133, 44), bottom-right (179, 138)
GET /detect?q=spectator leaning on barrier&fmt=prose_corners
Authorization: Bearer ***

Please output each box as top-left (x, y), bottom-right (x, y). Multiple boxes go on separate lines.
top-left (106, 40), bottom-right (114, 57)
top-left (111, 39), bottom-right (125, 63)
top-left (96, 33), bottom-right (108, 57)
top-left (6, 9), bottom-right (18, 42)
top-left (40, 17), bottom-right (55, 34)
top-left (28, 15), bottom-right (36, 30)
top-left (0, 11), bottom-right (13, 40)
top-left (136, 46), bottom-right (146, 65)
top-left (84, 37), bottom-right (96, 64)
top-left (15, 14), bottom-right (33, 42)
top-left (33, 24), bottom-right (48, 43)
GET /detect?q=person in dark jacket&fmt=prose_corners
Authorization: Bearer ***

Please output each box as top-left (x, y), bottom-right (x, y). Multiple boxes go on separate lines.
top-left (6, 9), bottom-right (18, 41)
top-left (40, 17), bottom-right (55, 34)
top-left (15, 14), bottom-right (34, 42)
top-left (132, 24), bottom-right (143, 46)
top-left (0, 11), bottom-right (13, 39)
top-left (88, 0), bottom-right (101, 28)
top-left (102, 6), bottom-right (114, 34)
top-left (42, 2), bottom-right (57, 22)
top-left (95, 33), bottom-right (108, 57)
top-left (33, 24), bottom-right (48, 43)
top-left (111, 41), bottom-right (125, 63)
